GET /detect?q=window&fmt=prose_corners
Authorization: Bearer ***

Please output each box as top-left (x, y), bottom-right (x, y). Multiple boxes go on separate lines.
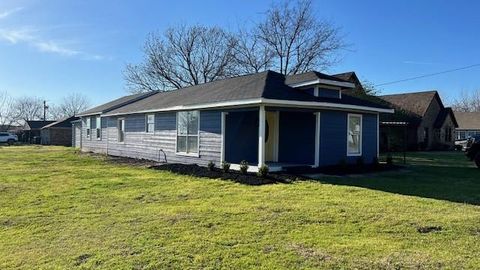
top-left (445, 127), bottom-right (452, 142)
top-left (176, 111), bottom-right (199, 155)
top-left (86, 118), bottom-right (91, 139)
top-left (424, 128), bottom-right (429, 144)
top-left (347, 114), bottom-right (362, 156)
top-left (118, 118), bottom-right (125, 142)
top-left (96, 116), bottom-right (101, 140)
top-left (146, 114), bottom-right (155, 133)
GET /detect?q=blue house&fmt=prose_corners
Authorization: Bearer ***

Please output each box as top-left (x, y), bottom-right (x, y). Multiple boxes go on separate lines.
top-left (77, 70), bottom-right (393, 172)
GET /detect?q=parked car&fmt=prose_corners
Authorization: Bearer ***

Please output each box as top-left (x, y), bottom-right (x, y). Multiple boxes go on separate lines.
top-left (465, 135), bottom-right (480, 168)
top-left (0, 132), bottom-right (18, 145)
top-left (455, 139), bottom-right (468, 151)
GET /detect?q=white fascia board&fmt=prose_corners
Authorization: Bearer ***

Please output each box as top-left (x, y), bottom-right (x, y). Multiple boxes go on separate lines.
top-left (288, 79), bottom-right (355, 89)
top-left (103, 97), bottom-right (394, 116)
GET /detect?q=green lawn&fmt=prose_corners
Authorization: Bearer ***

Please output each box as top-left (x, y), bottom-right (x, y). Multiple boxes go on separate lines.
top-left (1, 146), bottom-right (479, 269)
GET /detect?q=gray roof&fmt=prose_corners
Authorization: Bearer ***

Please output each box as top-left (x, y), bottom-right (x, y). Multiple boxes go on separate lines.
top-left (78, 92), bottom-right (157, 116)
top-left (454, 111), bottom-right (480, 130)
top-left (24, 120), bottom-right (56, 130)
top-left (105, 70), bottom-right (390, 116)
top-left (285, 71), bottom-right (351, 86)
top-left (42, 116), bottom-right (79, 129)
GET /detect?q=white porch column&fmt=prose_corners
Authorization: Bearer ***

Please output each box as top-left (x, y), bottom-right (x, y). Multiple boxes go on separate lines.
top-left (258, 105), bottom-right (266, 167)
top-left (220, 112), bottom-right (226, 163)
top-left (314, 112), bottom-right (321, 167)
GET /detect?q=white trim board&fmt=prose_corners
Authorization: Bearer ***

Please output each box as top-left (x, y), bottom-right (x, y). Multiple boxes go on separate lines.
top-left (287, 79), bottom-right (355, 88)
top-left (103, 98), bottom-right (394, 117)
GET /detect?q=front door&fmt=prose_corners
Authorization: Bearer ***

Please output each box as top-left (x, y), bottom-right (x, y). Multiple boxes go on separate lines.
top-left (265, 111), bottom-right (279, 162)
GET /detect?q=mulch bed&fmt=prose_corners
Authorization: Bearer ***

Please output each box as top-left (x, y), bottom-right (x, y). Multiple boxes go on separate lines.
top-left (150, 163), bottom-right (299, 186)
top-left (294, 163), bottom-right (403, 176)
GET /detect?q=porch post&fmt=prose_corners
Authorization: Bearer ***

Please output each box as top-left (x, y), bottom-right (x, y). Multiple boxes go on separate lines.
top-left (258, 105), bottom-right (266, 167)
top-left (220, 112), bottom-right (226, 163)
top-left (314, 112), bottom-right (320, 167)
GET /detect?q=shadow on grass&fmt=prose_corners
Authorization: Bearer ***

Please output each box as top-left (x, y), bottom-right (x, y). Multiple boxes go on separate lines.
top-left (310, 153), bottom-right (480, 205)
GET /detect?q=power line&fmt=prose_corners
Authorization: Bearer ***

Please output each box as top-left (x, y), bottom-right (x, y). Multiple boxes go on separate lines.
top-left (376, 63), bottom-right (480, 87)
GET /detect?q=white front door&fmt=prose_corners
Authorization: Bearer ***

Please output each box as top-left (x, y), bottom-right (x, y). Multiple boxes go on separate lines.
top-left (265, 111), bottom-right (279, 162)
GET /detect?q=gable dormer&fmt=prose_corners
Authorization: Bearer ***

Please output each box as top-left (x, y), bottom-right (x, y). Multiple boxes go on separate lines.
top-left (285, 71), bottom-right (355, 99)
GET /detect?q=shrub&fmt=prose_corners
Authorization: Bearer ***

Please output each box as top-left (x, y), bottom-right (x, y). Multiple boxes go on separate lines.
top-left (239, 160), bottom-right (249, 174)
top-left (257, 164), bottom-right (269, 178)
top-left (221, 161), bottom-right (231, 173)
top-left (386, 154), bottom-right (394, 166)
top-left (356, 157), bottom-right (364, 167)
top-left (207, 161), bottom-right (215, 171)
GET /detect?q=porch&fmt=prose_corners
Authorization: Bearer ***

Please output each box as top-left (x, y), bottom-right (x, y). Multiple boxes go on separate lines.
top-left (221, 106), bottom-right (320, 172)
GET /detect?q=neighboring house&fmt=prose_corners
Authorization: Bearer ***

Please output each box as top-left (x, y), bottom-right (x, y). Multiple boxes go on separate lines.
top-left (333, 71), bottom-right (364, 95)
top-left (77, 70), bottom-right (393, 172)
top-left (40, 116), bottom-right (79, 146)
top-left (379, 91), bottom-right (458, 150)
top-left (453, 111), bottom-right (480, 140)
top-left (23, 120), bottom-right (56, 143)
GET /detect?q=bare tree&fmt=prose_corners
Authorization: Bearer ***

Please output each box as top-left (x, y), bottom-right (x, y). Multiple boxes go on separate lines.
top-left (125, 25), bottom-right (238, 93)
top-left (11, 96), bottom-right (44, 122)
top-left (0, 91), bottom-right (15, 131)
top-left (451, 89), bottom-right (480, 112)
top-left (49, 93), bottom-right (91, 119)
top-left (257, 0), bottom-right (346, 75)
top-left (232, 30), bottom-right (274, 74)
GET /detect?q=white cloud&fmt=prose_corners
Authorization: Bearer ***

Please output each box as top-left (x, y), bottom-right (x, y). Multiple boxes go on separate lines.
top-left (0, 7), bottom-right (23, 19)
top-left (402, 60), bottom-right (439, 65)
top-left (0, 7), bottom-right (107, 61)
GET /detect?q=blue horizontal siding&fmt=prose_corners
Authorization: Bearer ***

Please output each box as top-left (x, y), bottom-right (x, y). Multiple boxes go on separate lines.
top-left (200, 111), bottom-right (221, 134)
top-left (156, 112), bottom-right (176, 131)
top-left (225, 111), bottom-right (258, 164)
top-left (125, 114), bottom-right (145, 132)
top-left (278, 111), bottom-right (315, 164)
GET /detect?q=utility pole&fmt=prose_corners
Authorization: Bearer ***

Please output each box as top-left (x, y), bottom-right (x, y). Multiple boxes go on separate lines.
top-left (43, 100), bottom-right (49, 122)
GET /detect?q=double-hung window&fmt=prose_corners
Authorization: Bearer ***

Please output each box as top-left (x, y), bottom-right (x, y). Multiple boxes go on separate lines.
top-left (118, 118), bottom-right (125, 142)
top-left (86, 118), bottom-right (91, 139)
top-left (176, 111), bottom-right (199, 155)
top-left (96, 116), bottom-right (101, 140)
top-left (146, 114), bottom-right (155, 133)
top-left (347, 114), bottom-right (362, 156)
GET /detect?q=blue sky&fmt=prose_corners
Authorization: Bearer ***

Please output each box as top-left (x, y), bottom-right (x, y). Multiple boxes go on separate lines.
top-left (0, 0), bottom-right (479, 107)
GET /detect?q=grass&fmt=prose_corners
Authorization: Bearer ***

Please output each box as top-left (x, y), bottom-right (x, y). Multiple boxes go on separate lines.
top-left (0, 146), bottom-right (479, 269)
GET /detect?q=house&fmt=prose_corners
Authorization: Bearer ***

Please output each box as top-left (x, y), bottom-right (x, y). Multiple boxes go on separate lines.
top-left (77, 70), bottom-right (393, 172)
top-left (379, 91), bottom-right (458, 150)
top-left (453, 111), bottom-right (480, 140)
top-left (23, 120), bottom-right (56, 143)
top-left (333, 71), bottom-right (364, 95)
top-left (40, 116), bottom-right (79, 146)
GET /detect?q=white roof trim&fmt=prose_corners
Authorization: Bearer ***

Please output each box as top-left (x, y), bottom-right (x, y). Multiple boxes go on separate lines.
top-left (102, 98), bottom-right (393, 116)
top-left (288, 79), bottom-right (355, 89)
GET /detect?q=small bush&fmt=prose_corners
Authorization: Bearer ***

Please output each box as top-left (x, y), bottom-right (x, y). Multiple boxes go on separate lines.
top-left (207, 161), bottom-right (215, 171)
top-left (386, 154), bottom-right (394, 166)
top-left (356, 157), bottom-right (364, 167)
top-left (257, 164), bottom-right (269, 178)
top-left (221, 161), bottom-right (231, 173)
top-left (239, 160), bottom-right (249, 174)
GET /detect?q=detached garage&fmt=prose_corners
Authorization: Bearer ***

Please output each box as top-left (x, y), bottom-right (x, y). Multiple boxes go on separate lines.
top-left (41, 116), bottom-right (79, 146)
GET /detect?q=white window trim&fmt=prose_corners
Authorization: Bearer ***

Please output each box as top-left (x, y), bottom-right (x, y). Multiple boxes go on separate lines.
top-left (145, 114), bottom-right (155, 133)
top-left (175, 111), bottom-right (200, 157)
top-left (118, 118), bottom-right (125, 143)
top-left (86, 118), bottom-right (91, 140)
top-left (96, 116), bottom-right (102, 140)
top-left (347, 113), bottom-right (362, 157)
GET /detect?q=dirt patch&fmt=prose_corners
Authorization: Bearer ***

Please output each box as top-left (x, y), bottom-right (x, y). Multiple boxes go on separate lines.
top-left (151, 163), bottom-right (297, 185)
top-left (289, 243), bottom-right (332, 262)
top-left (416, 225), bottom-right (443, 234)
top-left (74, 254), bottom-right (92, 266)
